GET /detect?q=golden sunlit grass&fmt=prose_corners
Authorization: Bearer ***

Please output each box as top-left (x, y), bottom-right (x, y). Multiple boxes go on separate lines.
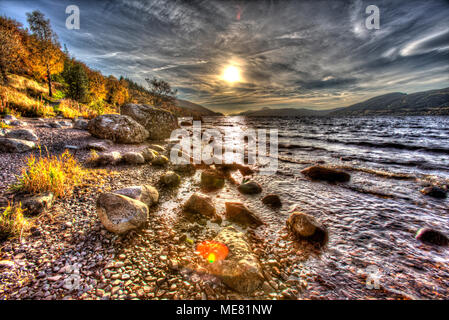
top-left (222, 65), bottom-right (241, 83)
top-left (0, 84), bottom-right (55, 117)
top-left (0, 122), bottom-right (11, 129)
top-left (12, 149), bottom-right (87, 199)
top-left (0, 202), bottom-right (31, 241)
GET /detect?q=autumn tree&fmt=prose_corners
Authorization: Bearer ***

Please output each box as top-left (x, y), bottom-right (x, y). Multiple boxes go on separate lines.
top-left (105, 75), bottom-right (129, 106)
top-left (26, 10), bottom-right (63, 97)
top-left (145, 77), bottom-right (177, 107)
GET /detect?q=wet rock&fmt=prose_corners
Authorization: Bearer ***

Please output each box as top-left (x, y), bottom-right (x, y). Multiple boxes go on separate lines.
top-left (151, 154), bottom-right (169, 166)
top-left (122, 152), bottom-right (145, 165)
top-left (201, 169), bottom-right (225, 190)
top-left (114, 185), bottom-right (159, 207)
top-left (415, 228), bottom-right (449, 246)
top-left (88, 114), bottom-right (149, 144)
top-left (120, 104), bottom-right (178, 141)
top-left (224, 202), bottom-right (263, 227)
top-left (95, 151), bottom-right (122, 165)
top-left (87, 141), bottom-right (112, 151)
top-left (5, 129), bottom-right (39, 141)
top-left (420, 186), bottom-right (447, 199)
top-left (301, 165), bottom-right (350, 182)
top-left (209, 226), bottom-right (264, 293)
top-left (237, 180), bottom-right (262, 195)
top-left (73, 119), bottom-right (89, 130)
top-left (286, 212), bottom-right (328, 246)
top-left (96, 193), bottom-right (149, 234)
top-left (262, 194), bottom-right (282, 208)
top-left (183, 193), bottom-right (217, 219)
top-left (161, 171), bottom-right (181, 187)
top-left (18, 192), bottom-right (54, 215)
top-left (0, 137), bottom-right (36, 153)
top-left (141, 148), bottom-right (157, 162)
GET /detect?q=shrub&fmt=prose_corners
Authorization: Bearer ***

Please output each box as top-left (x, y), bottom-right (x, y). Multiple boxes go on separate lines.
top-left (0, 203), bottom-right (30, 241)
top-left (12, 149), bottom-right (87, 198)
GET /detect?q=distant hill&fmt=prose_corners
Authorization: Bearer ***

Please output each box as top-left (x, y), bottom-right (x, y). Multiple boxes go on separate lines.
top-left (175, 99), bottom-right (223, 116)
top-left (232, 107), bottom-right (332, 117)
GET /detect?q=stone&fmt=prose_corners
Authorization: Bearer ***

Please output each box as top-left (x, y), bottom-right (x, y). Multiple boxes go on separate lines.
top-left (415, 228), bottom-right (449, 246)
top-left (18, 192), bottom-right (54, 215)
top-left (161, 171), bottom-right (181, 187)
top-left (262, 194), bottom-right (282, 208)
top-left (0, 137), bottom-right (36, 153)
top-left (87, 141), bottom-right (112, 151)
top-left (183, 193), bottom-right (216, 219)
top-left (120, 104), bottom-right (178, 141)
top-left (201, 169), bottom-right (225, 190)
top-left (73, 119), bottom-right (89, 130)
top-left (420, 186), bottom-right (447, 199)
top-left (208, 226), bottom-right (264, 293)
top-left (141, 148), bottom-right (157, 162)
top-left (151, 155), bottom-right (169, 166)
top-left (224, 202), bottom-right (263, 227)
top-left (122, 152), bottom-right (145, 165)
top-left (95, 151), bottom-right (122, 165)
top-left (149, 144), bottom-right (166, 153)
top-left (49, 122), bottom-right (62, 128)
top-left (5, 129), bottom-right (39, 141)
top-left (114, 185), bottom-right (159, 207)
top-left (301, 165), bottom-right (350, 182)
top-left (96, 193), bottom-right (149, 234)
top-left (237, 180), bottom-right (262, 195)
top-left (286, 212), bottom-right (328, 246)
top-left (88, 114), bottom-right (149, 144)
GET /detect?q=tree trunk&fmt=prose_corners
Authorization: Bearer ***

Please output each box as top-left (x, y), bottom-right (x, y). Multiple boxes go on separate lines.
top-left (47, 65), bottom-right (53, 97)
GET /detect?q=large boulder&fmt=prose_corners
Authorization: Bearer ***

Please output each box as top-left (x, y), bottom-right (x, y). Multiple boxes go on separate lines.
top-left (183, 193), bottom-right (217, 219)
top-left (0, 137), bottom-right (36, 153)
top-left (301, 165), bottom-right (350, 182)
top-left (286, 212), bottom-right (328, 246)
top-left (201, 169), bottom-right (225, 190)
top-left (114, 185), bottom-right (159, 207)
top-left (209, 227), bottom-right (264, 293)
top-left (415, 228), bottom-right (448, 246)
top-left (120, 104), bottom-right (178, 141)
top-left (88, 114), bottom-right (149, 144)
top-left (96, 193), bottom-right (149, 234)
top-left (224, 202), bottom-right (263, 227)
top-left (5, 129), bottom-right (39, 141)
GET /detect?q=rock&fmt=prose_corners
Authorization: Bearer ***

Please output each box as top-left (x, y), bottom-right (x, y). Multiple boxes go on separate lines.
top-left (122, 152), bottom-right (145, 165)
top-left (114, 185), bottom-right (159, 207)
top-left (18, 192), bottom-right (54, 215)
top-left (420, 186), bottom-right (447, 199)
top-left (237, 180), bottom-right (262, 195)
top-left (151, 154), bottom-right (169, 166)
top-left (262, 194), bottom-right (282, 208)
top-left (96, 193), bottom-right (149, 234)
top-left (415, 228), bottom-right (449, 246)
top-left (173, 163), bottom-right (195, 173)
top-left (208, 226), bottom-right (264, 293)
top-left (5, 129), bottom-right (39, 141)
top-left (10, 120), bottom-right (25, 126)
top-left (73, 119), bottom-right (89, 130)
top-left (183, 193), bottom-right (217, 219)
top-left (286, 212), bottom-right (328, 246)
top-left (161, 171), bottom-right (181, 187)
top-left (87, 141), bottom-right (112, 151)
top-left (3, 115), bottom-right (17, 121)
top-left (49, 122), bottom-right (62, 128)
top-left (141, 148), bottom-right (157, 162)
top-left (94, 151), bottom-right (122, 165)
top-left (0, 137), bottom-right (36, 153)
top-left (301, 165), bottom-right (350, 182)
top-left (120, 104), bottom-right (178, 140)
top-left (88, 114), bottom-right (149, 144)
top-left (224, 202), bottom-right (263, 227)
top-left (180, 121), bottom-right (192, 126)
top-left (201, 169), bottom-right (225, 190)
top-left (149, 144), bottom-right (166, 153)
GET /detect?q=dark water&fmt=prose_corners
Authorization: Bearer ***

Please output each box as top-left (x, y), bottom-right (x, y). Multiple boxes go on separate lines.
top-left (194, 116), bottom-right (449, 299)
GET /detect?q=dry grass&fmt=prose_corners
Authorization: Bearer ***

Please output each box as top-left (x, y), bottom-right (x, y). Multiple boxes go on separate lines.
top-left (0, 203), bottom-right (31, 241)
top-left (0, 121), bottom-right (11, 129)
top-left (0, 84), bottom-right (55, 117)
top-left (12, 149), bottom-right (87, 198)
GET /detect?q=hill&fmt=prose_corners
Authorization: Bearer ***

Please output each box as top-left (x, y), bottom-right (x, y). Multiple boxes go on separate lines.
top-left (175, 99), bottom-right (223, 116)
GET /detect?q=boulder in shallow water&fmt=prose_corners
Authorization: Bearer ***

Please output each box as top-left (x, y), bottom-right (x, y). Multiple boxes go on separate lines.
top-left (114, 185), bottom-right (159, 207)
top-left (420, 186), bottom-right (447, 199)
top-left (301, 165), bottom-right (350, 182)
top-left (0, 137), bottom-right (36, 153)
top-left (120, 104), bottom-right (178, 141)
top-left (201, 169), bottom-right (225, 190)
top-left (161, 171), bottom-right (181, 187)
top-left (262, 194), bottom-right (282, 208)
top-left (208, 226), bottom-right (264, 293)
top-left (224, 202), bottom-right (263, 227)
top-left (238, 180), bottom-right (262, 195)
top-left (183, 193), bottom-right (217, 219)
top-left (286, 212), bottom-right (328, 246)
top-left (122, 151), bottom-right (145, 165)
top-left (88, 114), bottom-right (149, 144)
top-left (97, 193), bottom-right (149, 234)
top-left (5, 129), bottom-right (39, 141)
top-left (415, 228), bottom-right (449, 246)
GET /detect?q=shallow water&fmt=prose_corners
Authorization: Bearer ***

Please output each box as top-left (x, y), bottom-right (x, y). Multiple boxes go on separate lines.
top-left (193, 115), bottom-right (449, 299)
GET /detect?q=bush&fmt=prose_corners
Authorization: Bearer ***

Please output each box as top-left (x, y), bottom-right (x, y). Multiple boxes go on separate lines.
top-left (12, 149), bottom-right (87, 198)
top-left (0, 203), bottom-right (30, 241)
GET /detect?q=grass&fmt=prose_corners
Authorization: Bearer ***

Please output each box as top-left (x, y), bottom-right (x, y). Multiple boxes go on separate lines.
top-left (12, 149), bottom-right (87, 198)
top-left (0, 202), bottom-right (31, 241)
top-left (0, 84), bottom-right (55, 117)
top-left (0, 122), bottom-right (11, 129)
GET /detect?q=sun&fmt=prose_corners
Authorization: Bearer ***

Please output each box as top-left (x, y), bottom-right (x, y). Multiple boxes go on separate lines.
top-left (222, 65), bottom-right (241, 83)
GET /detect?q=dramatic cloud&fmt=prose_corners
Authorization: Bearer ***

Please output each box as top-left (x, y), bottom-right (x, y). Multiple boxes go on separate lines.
top-left (1, 0), bottom-right (448, 113)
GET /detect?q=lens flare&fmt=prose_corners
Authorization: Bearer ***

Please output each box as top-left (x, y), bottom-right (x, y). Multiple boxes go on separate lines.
top-left (196, 240), bottom-right (229, 263)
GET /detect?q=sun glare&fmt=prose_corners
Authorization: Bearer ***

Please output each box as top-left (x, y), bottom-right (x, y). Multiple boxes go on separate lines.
top-left (222, 65), bottom-right (241, 83)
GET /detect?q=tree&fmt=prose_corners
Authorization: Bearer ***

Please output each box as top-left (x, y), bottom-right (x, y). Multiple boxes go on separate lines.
top-left (65, 62), bottom-right (89, 102)
top-left (26, 10), bottom-right (63, 97)
top-left (105, 75), bottom-right (129, 106)
top-left (145, 77), bottom-right (177, 107)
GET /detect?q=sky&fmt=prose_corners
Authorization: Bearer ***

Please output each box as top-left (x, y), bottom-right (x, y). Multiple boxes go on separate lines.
top-left (1, 0), bottom-right (449, 114)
